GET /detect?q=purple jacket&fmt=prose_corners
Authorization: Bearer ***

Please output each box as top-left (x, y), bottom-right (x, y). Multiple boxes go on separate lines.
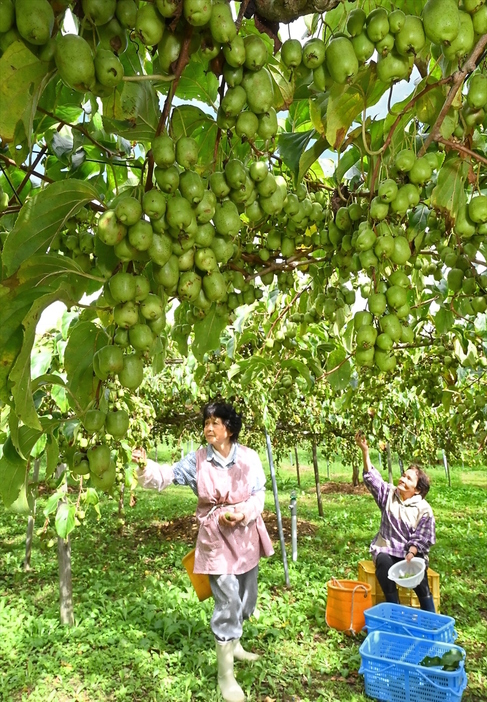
top-left (364, 465), bottom-right (436, 566)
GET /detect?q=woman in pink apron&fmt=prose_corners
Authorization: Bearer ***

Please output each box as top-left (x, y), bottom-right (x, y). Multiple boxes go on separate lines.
top-left (134, 401), bottom-right (274, 702)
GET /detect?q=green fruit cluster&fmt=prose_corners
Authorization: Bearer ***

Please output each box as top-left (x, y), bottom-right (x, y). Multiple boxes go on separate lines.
top-left (0, 0), bottom-right (132, 95)
top-left (216, 35), bottom-right (279, 142)
top-left (278, 0), bottom-right (480, 92)
top-left (73, 443), bottom-right (117, 491)
top-left (82, 406), bottom-right (130, 440)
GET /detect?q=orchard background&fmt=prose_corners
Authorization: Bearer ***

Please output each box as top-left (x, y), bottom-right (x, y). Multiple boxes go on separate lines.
top-left (1, 0), bottom-right (487, 698)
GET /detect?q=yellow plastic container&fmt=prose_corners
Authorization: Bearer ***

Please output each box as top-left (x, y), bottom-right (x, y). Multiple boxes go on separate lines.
top-left (182, 549), bottom-right (212, 601)
top-left (325, 578), bottom-right (372, 634)
top-left (357, 560), bottom-right (441, 612)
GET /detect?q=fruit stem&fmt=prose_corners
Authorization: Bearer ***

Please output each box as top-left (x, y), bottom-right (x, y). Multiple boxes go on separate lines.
top-left (369, 76), bottom-right (452, 195)
top-left (145, 26), bottom-right (193, 192)
top-left (236, 0), bottom-right (251, 31)
top-left (122, 75), bottom-right (176, 82)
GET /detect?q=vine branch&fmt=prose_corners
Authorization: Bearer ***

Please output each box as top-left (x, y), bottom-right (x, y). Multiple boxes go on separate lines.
top-left (420, 33), bottom-right (487, 155)
top-left (145, 26), bottom-right (194, 192)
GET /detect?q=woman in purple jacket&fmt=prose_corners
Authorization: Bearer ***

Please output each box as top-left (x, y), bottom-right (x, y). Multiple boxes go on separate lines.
top-left (355, 432), bottom-right (436, 612)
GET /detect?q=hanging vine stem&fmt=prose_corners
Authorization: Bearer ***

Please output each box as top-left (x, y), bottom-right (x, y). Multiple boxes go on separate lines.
top-left (37, 107), bottom-right (121, 157)
top-left (265, 284), bottom-right (312, 339)
top-left (0, 153), bottom-right (53, 185)
top-left (369, 75), bottom-right (453, 195)
top-left (420, 34), bottom-right (487, 156)
top-left (356, 83), bottom-right (387, 159)
top-left (8, 122), bottom-right (62, 206)
top-left (2, 163), bottom-right (22, 207)
top-left (317, 352), bottom-right (353, 381)
top-left (145, 26), bottom-right (194, 192)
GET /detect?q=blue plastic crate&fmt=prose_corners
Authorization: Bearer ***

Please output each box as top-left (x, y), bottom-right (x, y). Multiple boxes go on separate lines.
top-left (364, 603), bottom-right (457, 643)
top-left (359, 630), bottom-right (467, 702)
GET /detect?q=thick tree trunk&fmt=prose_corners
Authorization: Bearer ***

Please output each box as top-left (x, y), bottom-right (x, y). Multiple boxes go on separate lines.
top-left (23, 458), bottom-right (40, 571)
top-left (312, 441), bottom-right (324, 517)
top-left (254, 0), bottom-right (340, 23)
top-left (352, 458), bottom-right (359, 487)
top-left (56, 464), bottom-right (74, 626)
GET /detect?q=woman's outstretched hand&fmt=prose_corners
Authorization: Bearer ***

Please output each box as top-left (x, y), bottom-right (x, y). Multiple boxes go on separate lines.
top-left (132, 447), bottom-right (147, 466)
top-left (355, 431), bottom-right (368, 451)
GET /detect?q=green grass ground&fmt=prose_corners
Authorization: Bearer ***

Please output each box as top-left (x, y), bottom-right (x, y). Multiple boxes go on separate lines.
top-left (0, 447), bottom-right (486, 701)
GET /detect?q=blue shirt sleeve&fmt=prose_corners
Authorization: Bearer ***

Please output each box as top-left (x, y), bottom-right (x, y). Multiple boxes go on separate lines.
top-left (172, 452), bottom-right (198, 495)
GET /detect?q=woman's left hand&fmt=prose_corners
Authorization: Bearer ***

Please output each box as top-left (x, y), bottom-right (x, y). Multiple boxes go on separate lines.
top-left (219, 511), bottom-right (245, 527)
top-left (405, 552), bottom-right (415, 563)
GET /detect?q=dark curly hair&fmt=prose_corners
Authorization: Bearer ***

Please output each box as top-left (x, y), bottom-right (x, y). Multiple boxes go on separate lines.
top-left (202, 402), bottom-right (242, 443)
top-left (408, 464), bottom-right (431, 498)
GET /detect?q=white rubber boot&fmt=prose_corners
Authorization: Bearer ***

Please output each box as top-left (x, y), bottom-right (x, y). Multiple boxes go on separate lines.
top-left (216, 640), bottom-right (246, 702)
top-left (233, 640), bottom-right (261, 662)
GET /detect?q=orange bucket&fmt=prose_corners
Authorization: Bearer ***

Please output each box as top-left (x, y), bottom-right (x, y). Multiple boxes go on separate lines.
top-left (182, 549), bottom-right (212, 601)
top-left (325, 578), bottom-right (372, 634)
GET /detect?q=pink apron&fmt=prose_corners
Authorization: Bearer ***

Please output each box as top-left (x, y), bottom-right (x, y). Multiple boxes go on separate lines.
top-left (193, 446), bottom-right (274, 575)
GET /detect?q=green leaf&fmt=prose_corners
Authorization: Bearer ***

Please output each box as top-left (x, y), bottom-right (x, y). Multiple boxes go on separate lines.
top-left (434, 308), bottom-right (455, 335)
top-left (31, 434), bottom-right (47, 459)
top-left (326, 64), bottom-right (386, 149)
top-left (31, 350), bottom-right (52, 379)
top-left (44, 490), bottom-right (61, 516)
top-left (0, 426), bottom-right (43, 506)
top-left (32, 373), bottom-right (67, 392)
top-left (55, 502), bottom-right (76, 539)
top-left (0, 453), bottom-right (26, 508)
top-left (102, 80), bottom-right (159, 142)
top-left (298, 136), bottom-right (329, 184)
top-left (192, 307), bottom-right (228, 362)
top-left (268, 63), bottom-right (294, 112)
top-left (431, 154), bottom-right (469, 220)
top-left (326, 85), bottom-right (363, 150)
top-left (51, 382), bottom-right (69, 414)
top-left (0, 283), bottom-right (53, 405)
top-left (240, 357), bottom-right (274, 386)
top-left (286, 99), bottom-right (312, 132)
top-left (10, 423), bottom-right (43, 461)
top-left (279, 130), bottom-right (315, 177)
top-left (64, 321), bottom-right (108, 412)
top-left (10, 290), bottom-right (73, 430)
top-left (175, 60), bottom-right (219, 106)
top-left (335, 145), bottom-right (361, 184)
top-left (326, 349), bottom-right (351, 391)
top-left (151, 337), bottom-right (166, 375)
top-left (281, 359), bottom-right (313, 389)
top-left (0, 42), bottom-right (50, 144)
top-left (309, 94), bottom-right (328, 137)
top-left (2, 181), bottom-right (100, 275)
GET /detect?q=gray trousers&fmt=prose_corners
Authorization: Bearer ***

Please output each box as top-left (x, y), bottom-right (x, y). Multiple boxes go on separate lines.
top-left (209, 565), bottom-right (259, 641)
